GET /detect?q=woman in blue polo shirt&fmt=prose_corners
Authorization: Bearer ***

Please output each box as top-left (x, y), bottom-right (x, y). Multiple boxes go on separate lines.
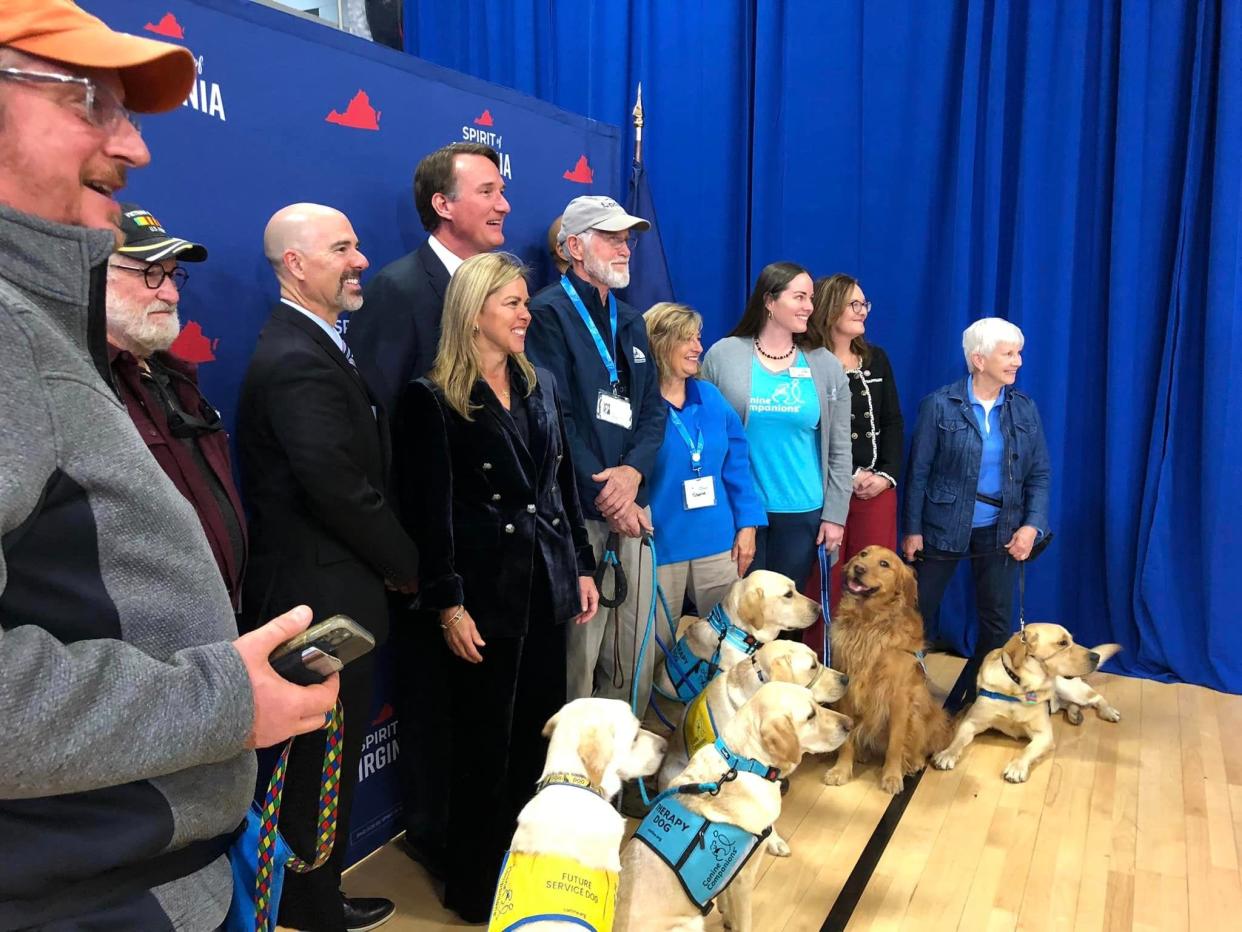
top-left (902, 317), bottom-right (1051, 668)
top-left (644, 303), bottom-right (766, 615)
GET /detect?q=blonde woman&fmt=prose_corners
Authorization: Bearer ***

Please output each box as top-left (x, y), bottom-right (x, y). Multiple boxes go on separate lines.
top-left (644, 302), bottom-right (766, 616)
top-left (397, 251), bottom-right (598, 923)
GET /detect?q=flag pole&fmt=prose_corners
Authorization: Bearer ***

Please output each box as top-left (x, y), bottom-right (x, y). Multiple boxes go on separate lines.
top-left (632, 82), bottom-right (644, 166)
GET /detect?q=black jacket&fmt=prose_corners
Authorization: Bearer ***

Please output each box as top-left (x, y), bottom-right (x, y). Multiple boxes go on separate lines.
top-left (397, 365), bottom-right (596, 637)
top-left (847, 343), bottom-right (904, 483)
top-left (347, 240), bottom-right (451, 417)
top-left (236, 302), bottom-right (419, 643)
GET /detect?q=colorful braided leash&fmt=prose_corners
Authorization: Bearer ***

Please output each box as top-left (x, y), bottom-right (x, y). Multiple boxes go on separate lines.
top-left (254, 701), bottom-right (344, 931)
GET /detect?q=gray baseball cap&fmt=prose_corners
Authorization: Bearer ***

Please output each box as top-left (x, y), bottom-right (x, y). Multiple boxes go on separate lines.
top-left (557, 196), bottom-right (650, 247)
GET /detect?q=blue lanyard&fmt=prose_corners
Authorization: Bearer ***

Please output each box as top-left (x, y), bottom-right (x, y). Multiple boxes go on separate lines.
top-left (560, 276), bottom-right (619, 389)
top-left (666, 404), bottom-right (704, 472)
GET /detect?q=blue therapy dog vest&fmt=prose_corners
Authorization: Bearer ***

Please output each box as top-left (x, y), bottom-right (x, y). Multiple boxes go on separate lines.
top-left (660, 605), bottom-right (761, 702)
top-left (633, 795), bottom-right (769, 914)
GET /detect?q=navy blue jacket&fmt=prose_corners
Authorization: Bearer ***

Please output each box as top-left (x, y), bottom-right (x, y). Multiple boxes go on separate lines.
top-left (525, 271), bottom-right (666, 521)
top-left (903, 377), bottom-right (1051, 552)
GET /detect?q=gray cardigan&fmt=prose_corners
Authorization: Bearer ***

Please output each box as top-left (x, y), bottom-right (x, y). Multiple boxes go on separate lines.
top-left (701, 336), bottom-right (853, 525)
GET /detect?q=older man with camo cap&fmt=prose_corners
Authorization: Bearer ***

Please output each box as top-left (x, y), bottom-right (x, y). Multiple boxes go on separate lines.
top-left (0, 3), bottom-right (339, 929)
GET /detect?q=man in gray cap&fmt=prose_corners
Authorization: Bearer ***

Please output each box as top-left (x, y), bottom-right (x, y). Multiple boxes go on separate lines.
top-left (525, 195), bottom-right (666, 707)
top-left (105, 204), bottom-right (247, 611)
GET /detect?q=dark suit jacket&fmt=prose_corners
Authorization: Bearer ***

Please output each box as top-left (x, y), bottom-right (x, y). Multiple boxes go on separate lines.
top-left (347, 240), bottom-right (451, 418)
top-left (397, 364), bottom-right (596, 638)
top-left (236, 301), bottom-right (419, 643)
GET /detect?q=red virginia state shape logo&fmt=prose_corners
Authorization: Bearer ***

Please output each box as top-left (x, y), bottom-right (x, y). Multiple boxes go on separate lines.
top-left (169, 321), bottom-right (218, 363)
top-left (371, 703), bottom-right (395, 727)
top-left (326, 90), bottom-right (381, 130)
top-left (563, 155), bottom-right (594, 184)
top-left (473, 109), bottom-right (494, 126)
top-left (144, 12), bottom-right (185, 39)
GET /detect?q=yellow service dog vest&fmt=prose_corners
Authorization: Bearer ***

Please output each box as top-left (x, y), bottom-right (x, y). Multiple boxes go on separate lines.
top-left (682, 688), bottom-right (719, 759)
top-left (488, 850), bottom-right (617, 932)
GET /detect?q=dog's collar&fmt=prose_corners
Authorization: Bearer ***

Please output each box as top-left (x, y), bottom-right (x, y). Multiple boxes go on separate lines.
top-left (979, 687), bottom-right (1043, 705)
top-left (707, 604), bottom-right (761, 655)
top-left (535, 772), bottom-right (607, 800)
top-left (1000, 652), bottom-right (1027, 688)
top-left (713, 736), bottom-right (782, 782)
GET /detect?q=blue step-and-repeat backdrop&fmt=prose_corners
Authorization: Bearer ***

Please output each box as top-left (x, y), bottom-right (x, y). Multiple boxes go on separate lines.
top-left (83, 0), bottom-right (623, 865)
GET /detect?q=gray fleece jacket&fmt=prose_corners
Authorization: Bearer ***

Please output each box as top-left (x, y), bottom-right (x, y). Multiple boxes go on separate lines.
top-left (700, 336), bottom-right (853, 525)
top-left (0, 205), bottom-right (255, 930)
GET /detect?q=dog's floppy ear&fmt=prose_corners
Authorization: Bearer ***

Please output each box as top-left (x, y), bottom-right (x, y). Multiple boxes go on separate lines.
top-left (739, 585), bottom-right (765, 625)
top-left (541, 709), bottom-right (562, 739)
top-left (897, 560), bottom-right (919, 607)
top-left (1002, 633), bottom-right (1029, 671)
top-left (760, 712), bottom-right (801, 773)
top-left (578, 724), bottom-right (614, 788)
top-left (768, 655), bottom-right (795, 683)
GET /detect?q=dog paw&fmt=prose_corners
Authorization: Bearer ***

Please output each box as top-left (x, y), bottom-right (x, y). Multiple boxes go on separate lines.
top-left (931, 751), bottom-right (957, 770)
top-left (766, 832), bottom-right (792, 857)
top-left (1003, 760), bottom-right (1030, 783)
top-left (822, 766), bottom-right (851, 786)
top-left (1099, 705), bottom-right (1121, 723)
top-left (879, 771), bottom-right (905, 795)
top-left (1066, 705), bottom-right (1084, 726)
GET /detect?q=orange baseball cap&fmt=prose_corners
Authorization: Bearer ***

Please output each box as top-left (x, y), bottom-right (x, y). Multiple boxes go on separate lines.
top-left (0, 0), bottom-right (194, 114)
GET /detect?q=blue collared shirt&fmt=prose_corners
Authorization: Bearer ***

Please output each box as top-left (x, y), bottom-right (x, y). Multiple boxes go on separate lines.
top-left (967, 380), bottom-right (1006, 527)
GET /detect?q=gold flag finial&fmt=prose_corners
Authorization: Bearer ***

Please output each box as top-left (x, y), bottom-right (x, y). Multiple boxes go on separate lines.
top-left (632, 82), bottom-right (645, 164)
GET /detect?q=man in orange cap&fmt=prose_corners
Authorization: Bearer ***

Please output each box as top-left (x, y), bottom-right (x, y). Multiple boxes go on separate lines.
top-left (0, 4), bottom-right (339, 929)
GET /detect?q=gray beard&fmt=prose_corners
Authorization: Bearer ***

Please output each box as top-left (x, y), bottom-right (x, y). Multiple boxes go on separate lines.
top-left (584, 252), bottom-right (630, 290)
top-left (109, 299), bottom-right (181, 356)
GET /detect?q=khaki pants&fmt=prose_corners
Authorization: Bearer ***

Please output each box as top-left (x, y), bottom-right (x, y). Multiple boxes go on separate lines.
top-left (568, 511), bottom-right (656, 706)
top-left (656, 549), bottom-right (739, 620)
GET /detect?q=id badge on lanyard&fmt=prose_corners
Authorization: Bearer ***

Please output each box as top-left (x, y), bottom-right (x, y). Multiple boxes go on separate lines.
top-left (596, 391), bottom-right (633, 428)
top-left (561, 277), bottom-right (633, 430)
top-left (668, 403), bottom-right (715, 510)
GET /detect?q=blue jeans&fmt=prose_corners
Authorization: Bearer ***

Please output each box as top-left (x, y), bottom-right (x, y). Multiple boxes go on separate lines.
top-left (914, 523), bottom-right (1016, 665)
top-left (752, 509), bottom-right (821, 585)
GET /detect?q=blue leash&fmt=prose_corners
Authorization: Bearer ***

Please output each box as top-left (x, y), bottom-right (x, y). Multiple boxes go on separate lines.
top-left (818, 543), bottom-right (832, 667)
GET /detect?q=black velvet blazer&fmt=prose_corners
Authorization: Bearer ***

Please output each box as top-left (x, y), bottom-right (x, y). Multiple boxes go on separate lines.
top-left (396, 363), bottom-right (596, 637)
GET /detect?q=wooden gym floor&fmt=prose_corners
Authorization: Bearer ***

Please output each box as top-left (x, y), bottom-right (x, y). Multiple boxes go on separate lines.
top-left (336, 654), bottom-right (1242, 930)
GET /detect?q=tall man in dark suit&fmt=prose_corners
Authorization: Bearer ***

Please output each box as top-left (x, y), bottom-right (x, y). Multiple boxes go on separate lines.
top-left (237, 203), bottom-right (419, 932)
top-left (347, 141), bottom-right (509, 415)
top-left (345, 142), bottom-right (509, 876)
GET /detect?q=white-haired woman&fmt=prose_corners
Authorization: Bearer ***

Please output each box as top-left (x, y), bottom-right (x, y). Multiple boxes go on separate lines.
top-left (397, 251), bottom-right (599, 923)
top-left (901, 318), bottom-right (1051, 672)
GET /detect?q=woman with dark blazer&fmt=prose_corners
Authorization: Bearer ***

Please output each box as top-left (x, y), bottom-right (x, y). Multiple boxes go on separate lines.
top-left (397, 252), bottom-right (599, 923)
top-left (804, 274), bottom-right (904, 615)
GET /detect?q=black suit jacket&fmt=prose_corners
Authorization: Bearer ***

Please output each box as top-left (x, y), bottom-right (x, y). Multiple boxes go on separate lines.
top-left (348, 240), bottom-right (451, 417)
top-left (397, 365), bottom-right (596, 638)
top-left (236, 302), bottom-right (419, 643)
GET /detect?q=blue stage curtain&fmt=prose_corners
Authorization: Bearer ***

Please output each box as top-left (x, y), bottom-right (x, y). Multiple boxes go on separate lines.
top-left (403, 0), bottom-right (1242, 692)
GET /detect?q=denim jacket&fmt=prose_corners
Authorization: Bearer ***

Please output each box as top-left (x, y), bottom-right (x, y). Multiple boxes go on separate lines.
top-left (903, 377), bottom-right (1051, 552)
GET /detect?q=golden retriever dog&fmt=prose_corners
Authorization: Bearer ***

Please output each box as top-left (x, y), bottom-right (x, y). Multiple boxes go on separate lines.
top-left (932, 624), bottom-right (1121, 782)
top-left (615, 682), bottom-right (852, 932)
top-left (489, 699), bottom-right (667, 931)
top-left (656, 640), bottom-right (848, 859)
top-left (653, 570), bottom-right (821, 700)
top-left (823, 546), bottom-right (952, 794)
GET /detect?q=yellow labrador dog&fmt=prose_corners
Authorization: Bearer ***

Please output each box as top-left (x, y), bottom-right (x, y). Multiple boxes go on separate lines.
top-left (615, 682), bottom-right (852, 932)
top-left (931, 623), bottom-right (1121, 783)
top-left (653, 570), bottom-right (821, 701)
top-left (656, 640), bottom-right (848, 858)
top-left (489, 699), bottom-right (667, 931)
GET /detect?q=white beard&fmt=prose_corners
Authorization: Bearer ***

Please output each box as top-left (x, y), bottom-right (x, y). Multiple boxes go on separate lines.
top-left (584, 251), bottom-right (630, 290)
top-left (108, 297), bottom-right (181, 355)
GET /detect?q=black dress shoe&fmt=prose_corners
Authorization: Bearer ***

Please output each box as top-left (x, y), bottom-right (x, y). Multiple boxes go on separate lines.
top-left (343, 896), bottom-right (395, 932)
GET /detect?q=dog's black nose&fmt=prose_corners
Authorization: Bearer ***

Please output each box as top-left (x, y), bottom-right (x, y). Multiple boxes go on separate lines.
top-left (1088, 650), bottom-right (1100, 665)
top-left (839, 674), bottom-right (850, 687)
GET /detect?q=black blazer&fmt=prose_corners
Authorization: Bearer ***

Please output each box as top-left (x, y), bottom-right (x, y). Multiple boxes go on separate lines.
top-left (347, 240), bottom-right (451, 417)
top-left (236, 302), bottom-right (419, 643)
top-left (397, 364), bottom-right (596, 638)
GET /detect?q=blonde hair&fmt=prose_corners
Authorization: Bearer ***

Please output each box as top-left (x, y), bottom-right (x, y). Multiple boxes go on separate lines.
top-left (428, 252), bottom-right (536, 419)
top-left (643, 302), bottom-right (702, 381)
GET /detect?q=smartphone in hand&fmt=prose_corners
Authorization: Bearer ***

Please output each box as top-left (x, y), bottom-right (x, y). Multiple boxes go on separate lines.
top-left (270, 614), bottom-right (375, 685)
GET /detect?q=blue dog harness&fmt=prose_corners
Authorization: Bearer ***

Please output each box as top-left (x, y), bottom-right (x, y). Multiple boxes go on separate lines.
top-left (658, 605), bottom-right (761, 703)
top-left (634, 737), bottom-right (779, 914)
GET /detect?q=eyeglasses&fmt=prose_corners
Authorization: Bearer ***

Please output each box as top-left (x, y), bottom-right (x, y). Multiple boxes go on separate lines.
top-left (843, 300), bottom-right (872, 314)
top-left (596, 231), bottom-right (636, 251)
top-left (0, 68), bottom-right (141, 133)
top-left (110, 263), bottom-right (189, 291)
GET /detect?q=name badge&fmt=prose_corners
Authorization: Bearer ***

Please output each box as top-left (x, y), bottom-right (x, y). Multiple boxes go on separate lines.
top-left (789, 366), bottom-right (812, 378)
top-left (596, 391), bottom-right (633, 429)
top-left (683, 475), bottom-right (716, 510)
